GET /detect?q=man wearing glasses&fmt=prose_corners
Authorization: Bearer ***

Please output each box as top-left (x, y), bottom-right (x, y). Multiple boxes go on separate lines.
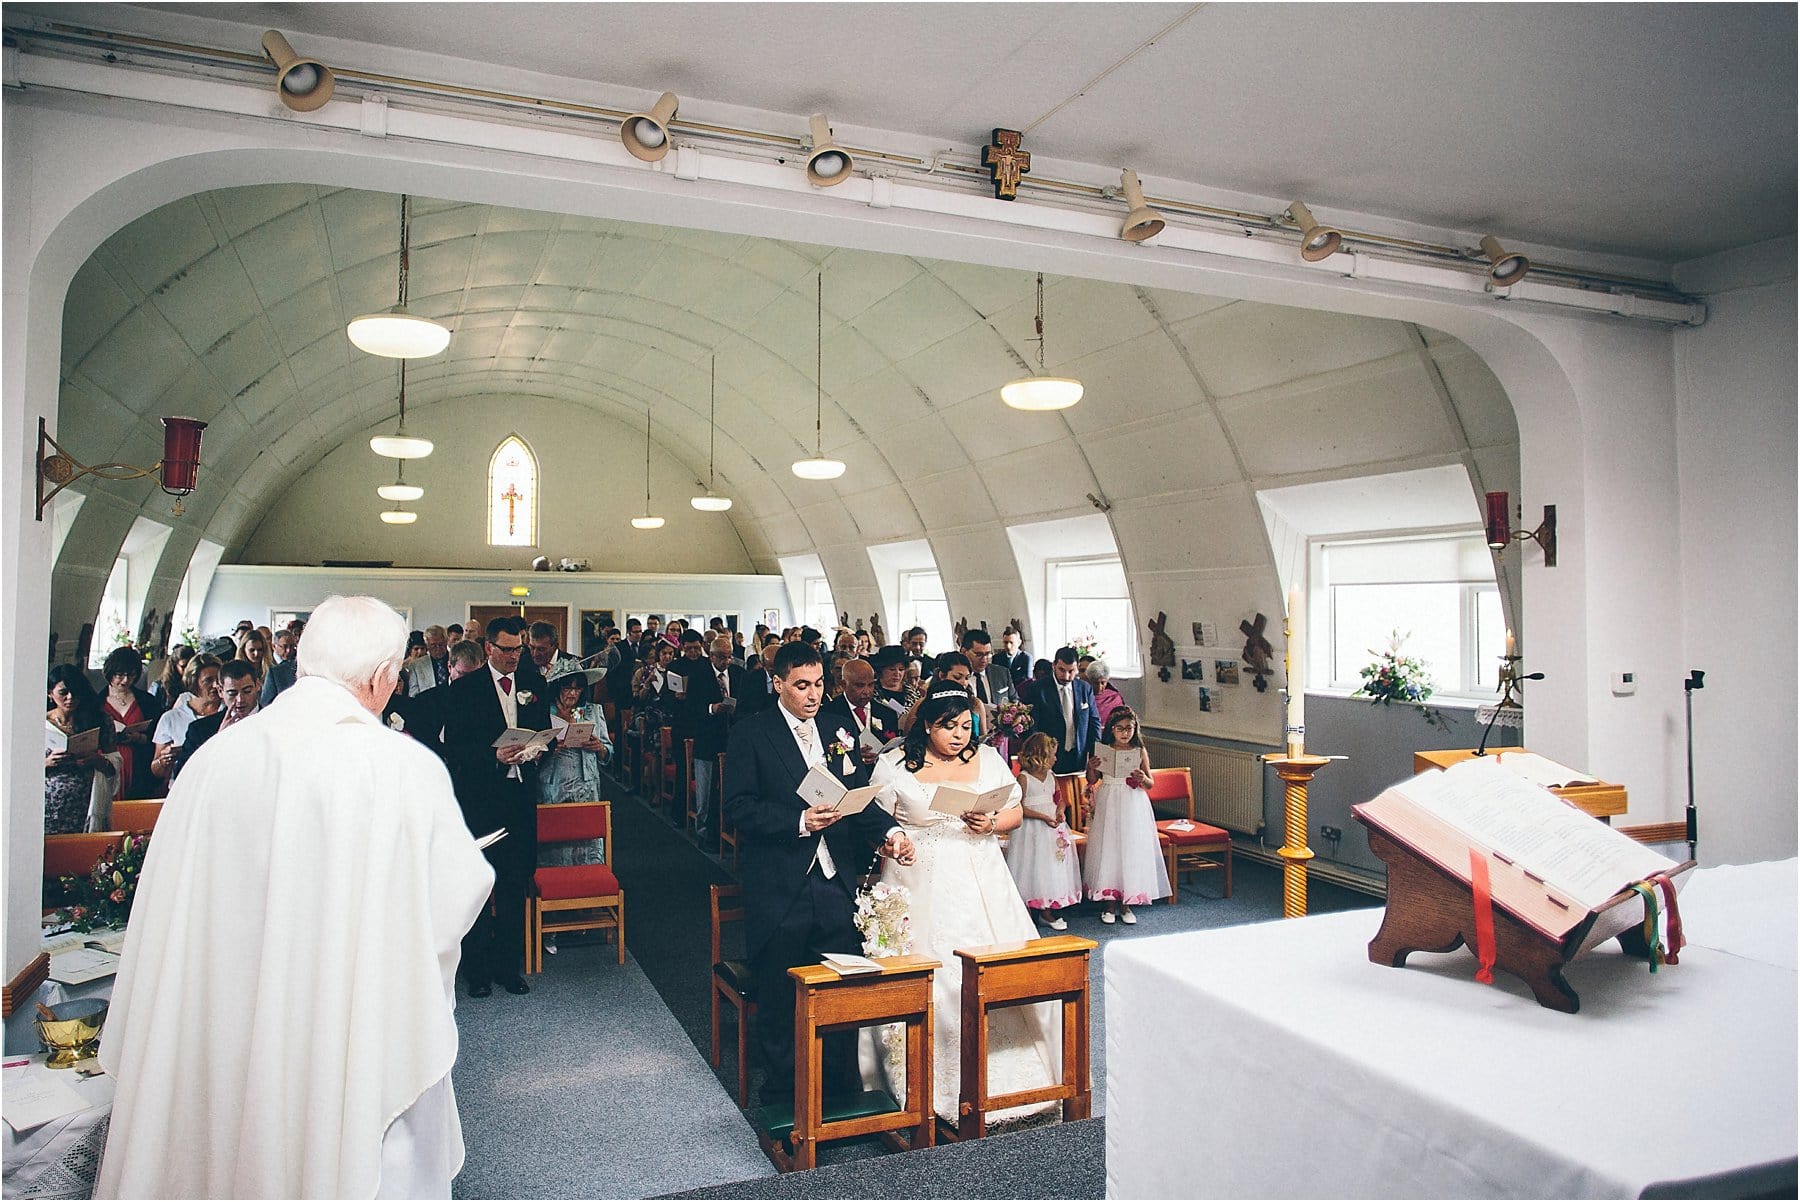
top-left (443, 615), bottom-right (550, 997)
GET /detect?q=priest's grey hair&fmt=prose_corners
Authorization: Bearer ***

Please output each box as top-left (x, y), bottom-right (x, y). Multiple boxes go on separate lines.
top-left (296, 595), bottom-right (408, 688)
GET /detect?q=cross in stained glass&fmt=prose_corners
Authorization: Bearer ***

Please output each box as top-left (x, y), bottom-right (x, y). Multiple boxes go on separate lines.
top-left (500, 482), bottom-right (523, 536)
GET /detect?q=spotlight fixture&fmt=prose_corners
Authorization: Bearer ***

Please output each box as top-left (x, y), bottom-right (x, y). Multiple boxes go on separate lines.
top-left (1479, 235), bottom-right (1531, 287)
top-left (377, 460), bottom-right (424, 502)
top-left (621, 91), bottom-right (680, 163)
top-left (805, 114), bottom-right (854, 187)
top-left (691, 356), bottom-right (734, 511)
top-left (1285, 201), bottom-right (1342, 262)
top-left (35, 415), bottom-right (206, 519)
top-left (632, 408), bottom-right (666, 528)
top-left (1000, 273), bottom-right (1083, 411)
top-left (792, 273), bottom-right (846, 480)
top-left (1484, 490), bottom-right (1556, 567)
top-left (370, 360), bottom-right (434, 459)
top-left (259, 29), bottom-right (335, 112)
top-left (347, 195), bottom-right (451, 359)
top-left (1118, 170), bottom-right (1165, 242)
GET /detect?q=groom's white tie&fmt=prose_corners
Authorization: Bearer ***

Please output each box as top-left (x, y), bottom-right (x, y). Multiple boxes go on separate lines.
top-left (798, 719), bottom-right (837, 879)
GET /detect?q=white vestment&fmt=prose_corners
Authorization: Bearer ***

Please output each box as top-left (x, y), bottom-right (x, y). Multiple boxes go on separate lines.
top-left (95, 676), bottom-right (494, 1199)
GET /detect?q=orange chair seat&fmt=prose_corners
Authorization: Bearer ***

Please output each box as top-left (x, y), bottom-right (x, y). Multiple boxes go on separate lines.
top-left (1157, 819), bottom-right (1230, 845)
top-left (535, 864), bottom-right (621, 901)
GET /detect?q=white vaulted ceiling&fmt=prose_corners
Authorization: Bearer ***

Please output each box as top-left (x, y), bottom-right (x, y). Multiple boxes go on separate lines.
top-left (50, 183), bottom-right (1519, 652)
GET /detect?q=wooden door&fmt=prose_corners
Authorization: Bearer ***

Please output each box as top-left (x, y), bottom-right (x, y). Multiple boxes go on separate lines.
top-left (467, 605), bottom-right (567, 649)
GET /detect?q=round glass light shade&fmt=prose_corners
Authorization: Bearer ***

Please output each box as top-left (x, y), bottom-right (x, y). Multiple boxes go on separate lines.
top-left (1000, 375), bottom-right (1084, 411)
top-left (370, 433), bottom-right (435, 459)
top-left (379, 509), bottom-right (418, 525)
top-left (791, 457), bottom-right (846, 480)
top-left (378, 483), bottom-right (425, 502)
top-left (631, 514), bottom-right (666, 530)
top-left (690, 493), bottom-right (734, 511)
top-left (346, 306), bottom-right (451, 359)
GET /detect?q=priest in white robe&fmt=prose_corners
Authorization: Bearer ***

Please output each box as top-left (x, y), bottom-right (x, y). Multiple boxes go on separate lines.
top-left (96, 594), bottom-right (495, 1199)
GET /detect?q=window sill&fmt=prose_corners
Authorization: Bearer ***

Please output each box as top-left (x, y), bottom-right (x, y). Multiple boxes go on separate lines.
top-left (1310, 687), bottom-right (1498, 711)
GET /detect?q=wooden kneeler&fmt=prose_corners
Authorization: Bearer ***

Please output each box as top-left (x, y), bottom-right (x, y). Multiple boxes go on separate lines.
top-left (942, 935), bottom-right (1097, 1142)
top-left (755, 956), bottom-right (939, 1173)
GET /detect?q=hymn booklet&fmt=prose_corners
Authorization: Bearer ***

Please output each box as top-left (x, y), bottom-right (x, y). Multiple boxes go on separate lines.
top-left (44, 725), bottom-right (100, 757)
top-left (796, 764), bottom-right (886, 815)
top-left (1355, 756), bottom-right (1679, 940)
top-left (491, 727), bottom-right (556, 753)
top-left (1095, 746), bottom-right (1143, 780)
top-left (859, 728), bottom-right (903, 753)
top-left (929, 781), bottom-right (1017, 816)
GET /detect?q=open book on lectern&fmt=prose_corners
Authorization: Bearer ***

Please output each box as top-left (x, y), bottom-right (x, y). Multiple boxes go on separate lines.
top-left (1354, 756), bottom-right (1685, 947)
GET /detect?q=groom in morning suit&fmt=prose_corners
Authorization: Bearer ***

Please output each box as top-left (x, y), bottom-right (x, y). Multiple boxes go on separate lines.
top-left (443, 615), bottom-right (550, 997)
top-left (1031, 645), bottom-right (1102, 775)
top-left (724, 641), bottom-right (913, 1109)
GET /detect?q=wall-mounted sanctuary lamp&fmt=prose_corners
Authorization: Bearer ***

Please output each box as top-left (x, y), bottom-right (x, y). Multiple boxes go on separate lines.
top-left (36, 416), bottom-right (207, 520)
top-left (1485, 490), bottom-right (1556, 567)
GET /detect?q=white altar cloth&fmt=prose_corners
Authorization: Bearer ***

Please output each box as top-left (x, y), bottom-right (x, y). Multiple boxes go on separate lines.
top-left (1105, 890), bottom-right (1797, 1198)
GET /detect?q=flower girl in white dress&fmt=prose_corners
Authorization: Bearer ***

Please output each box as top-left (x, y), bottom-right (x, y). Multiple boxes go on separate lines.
top-left (1082, 707), bottom-right (1170, 924)
top-left (871, 684), bottom-right (1061, 1123)
top-left (1005, 732), bottom-right (1084, 931)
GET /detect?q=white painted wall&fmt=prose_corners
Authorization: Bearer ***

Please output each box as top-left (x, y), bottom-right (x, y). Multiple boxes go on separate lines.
top-left (199, 564), bottom-right (790, 644)
top-left (237, 395), bottom-right (756, 573)
top-left (1671, 240), bottom-right (1798, 865)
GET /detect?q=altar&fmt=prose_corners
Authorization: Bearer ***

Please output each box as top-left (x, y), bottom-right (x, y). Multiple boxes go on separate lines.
top-left (1105, 860), bottom-right (1798, 1199)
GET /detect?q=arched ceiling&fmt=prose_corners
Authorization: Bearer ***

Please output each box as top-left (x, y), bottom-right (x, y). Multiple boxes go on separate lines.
top-left (51, 182), bottom-right (1518, 652)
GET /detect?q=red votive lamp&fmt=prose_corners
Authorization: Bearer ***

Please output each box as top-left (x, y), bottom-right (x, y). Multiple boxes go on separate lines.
top-left (1484, 490), bottom-right (1510, 550)
top-left (160, 416), bottom-right (207, 496)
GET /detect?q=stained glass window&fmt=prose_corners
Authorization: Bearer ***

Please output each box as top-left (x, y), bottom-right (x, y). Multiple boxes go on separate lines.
top-left (487, 435), bottom-right (538, 547)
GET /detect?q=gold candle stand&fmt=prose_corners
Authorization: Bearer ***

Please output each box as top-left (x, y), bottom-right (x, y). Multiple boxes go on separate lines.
top-left (1262, 753), bottom-right (1333, 918)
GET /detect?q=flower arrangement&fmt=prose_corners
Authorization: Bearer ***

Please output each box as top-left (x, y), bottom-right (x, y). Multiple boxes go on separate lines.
top-left (1068, 625), bottom-right (1105, 662)
top-left (1353, 631), bottom-right (1452, 728)
top-left (853, 881), bottom-right (913, 957)
top-left (990, 699), bottom-right (1034, 741)
top-left (53, 833), bottom-right (150, 933)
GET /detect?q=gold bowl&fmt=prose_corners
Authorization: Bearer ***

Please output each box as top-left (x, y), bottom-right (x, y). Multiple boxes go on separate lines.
top-left (34, 999), bottom-right (108, 1069)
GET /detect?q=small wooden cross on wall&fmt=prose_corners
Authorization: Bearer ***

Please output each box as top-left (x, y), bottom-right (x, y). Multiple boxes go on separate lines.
top-left (982, 128), bottom-right (1031, 200)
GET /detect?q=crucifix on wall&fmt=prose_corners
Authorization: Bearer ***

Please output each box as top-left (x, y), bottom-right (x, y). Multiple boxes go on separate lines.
top-left (982, 128), bottom-right (1031, 200)
top-left (500, 482), bottom-right (523, 537)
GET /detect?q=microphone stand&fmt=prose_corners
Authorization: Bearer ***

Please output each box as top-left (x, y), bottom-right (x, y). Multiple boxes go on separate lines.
top-left (1684, 670), bottom-right (1705, 860)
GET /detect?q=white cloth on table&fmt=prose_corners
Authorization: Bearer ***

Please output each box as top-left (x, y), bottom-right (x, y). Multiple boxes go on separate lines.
top-left (95, 675), bottom-right (494, 1199)
top-left (1004, 770), bottom-right (1084, 911)
top-left (1105, 902), bottom-right (1798, 1199)
top-left (1673, 856), bottom-right (1797, 969)
top-left (1082, 775), bottom-right (1169, 905)
top-left (869, 744), bottom-right (1060, 1123)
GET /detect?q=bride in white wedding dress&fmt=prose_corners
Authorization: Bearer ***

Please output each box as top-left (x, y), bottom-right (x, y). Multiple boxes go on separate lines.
top-left (868, 683), bottom-right (1061, 1124)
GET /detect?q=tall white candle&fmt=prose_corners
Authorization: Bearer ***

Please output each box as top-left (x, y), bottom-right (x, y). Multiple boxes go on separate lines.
top-left (1505, 628), bottom-right (1516, 657)
top-left (1286, 585), bottom-right (1305, 755)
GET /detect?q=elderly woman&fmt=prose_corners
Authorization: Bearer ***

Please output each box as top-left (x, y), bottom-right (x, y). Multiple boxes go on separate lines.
top-left (101, 646), bottom-right (165, 800)
top-left (46, 664), bottom-right (116, 834)
top-left (1087, 658), bottom-right (1126, 728)
top-left (535, 662), bottom-right (615, 958)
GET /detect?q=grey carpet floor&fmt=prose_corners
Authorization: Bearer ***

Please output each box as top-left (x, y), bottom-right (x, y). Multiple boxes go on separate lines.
top-left (450, 939), bottom-right (772, 1199)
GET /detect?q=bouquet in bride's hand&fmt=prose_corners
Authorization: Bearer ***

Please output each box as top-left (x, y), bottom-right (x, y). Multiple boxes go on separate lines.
top-left (989, 699), bottom-right (1034, 744)
top-left (853, 881), bottom-right (913, 957)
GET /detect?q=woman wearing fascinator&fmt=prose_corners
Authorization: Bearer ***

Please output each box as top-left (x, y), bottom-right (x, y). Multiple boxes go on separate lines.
top-left (867, 682), bottom-right (1060, 1125)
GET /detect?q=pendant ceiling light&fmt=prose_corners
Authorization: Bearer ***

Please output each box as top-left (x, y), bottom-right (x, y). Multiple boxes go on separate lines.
top-left (1001, 273), bottom-right (1084, 411)
top-left (691, 356), bottom-right (734, 511)
top-left (377, 459), bottom-right (424, 502)
top-left (370, 360), bottom-right (435, 459)
top-left (379, 508), bottom-right (418, 525)
top-left (791, 273), bottom-right (846, 480)
top-left (347, 195), bottom-right (451, 359)
top-left (632, 409), bottom-right (666, 529)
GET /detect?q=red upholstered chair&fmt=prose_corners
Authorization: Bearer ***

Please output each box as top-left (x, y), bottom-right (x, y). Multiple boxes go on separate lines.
top-left (528, 802), bottom-right (625, 971)
top-left (1149, 767), bottom-right (1232, 901)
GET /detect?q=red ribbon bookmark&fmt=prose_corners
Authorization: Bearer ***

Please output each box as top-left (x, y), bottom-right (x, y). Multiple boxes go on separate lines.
top-left (1653, 872), bottom-right (1683, 965)
top-left (1469, 849), bottom-right (1497, 985)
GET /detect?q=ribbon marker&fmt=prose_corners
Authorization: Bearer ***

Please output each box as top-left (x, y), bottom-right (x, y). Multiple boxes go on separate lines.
top-left (1626, 882), bottom-right (1663, 973)
top-left (1653, 873), bottom-right (1683, 965)
top-left (1468, 848), bottom-right (1497, 985)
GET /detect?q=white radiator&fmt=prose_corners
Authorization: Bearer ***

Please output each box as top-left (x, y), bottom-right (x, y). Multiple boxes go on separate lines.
top-left (1145, 738), bottom-right (1265, 835)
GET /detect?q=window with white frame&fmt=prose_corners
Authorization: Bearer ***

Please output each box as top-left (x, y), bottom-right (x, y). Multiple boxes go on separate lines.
top-left (1045, 556), bottom-right (1139, 674)
top-left (1319, 532), bottom-right (1503, 698)
top-left (898, 569), bottom-right (953, 655)
top-left (487, 435), bottom-right (538, 547)
top-left (90, 556), bottom-right (130, 667)
top-left (802, 575), bottom-right (837, 635)
top-left (171, 538), bottom-right (226, 645)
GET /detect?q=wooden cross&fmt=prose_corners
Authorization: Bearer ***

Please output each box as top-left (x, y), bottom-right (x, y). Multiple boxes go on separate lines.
top-left (500, 482), bottom-right (523, 536)
top-left (1240, 613), bottom-right (1274, 692)
top-left (982, 128), bottom-right (1031, 200)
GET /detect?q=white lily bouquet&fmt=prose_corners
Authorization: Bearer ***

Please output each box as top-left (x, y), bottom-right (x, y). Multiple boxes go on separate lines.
top-left (853, 881), bottom-right (913, 957)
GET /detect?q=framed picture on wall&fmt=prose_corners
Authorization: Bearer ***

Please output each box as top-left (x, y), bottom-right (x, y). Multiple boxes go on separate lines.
top-left (580, 609), bottom-right (617, 660)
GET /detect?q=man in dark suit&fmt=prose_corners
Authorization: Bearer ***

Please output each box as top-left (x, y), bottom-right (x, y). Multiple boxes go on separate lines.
top-left (737, 642), bottom-right (778, 718)
top-left (960, 627), bottom-right (1016, 711)
top-left (1002, 627), bottom-right (1030, 690)
top-left (1030, 646), bottom-right (1101, 774)
top-left (685, 634), bottom-right (747, 844)
top-left (724, 641), bottom-right (912, 1109)
top-left (816, 658), bottom-right (899, 788)
top-left (178, 659), bottom-right (261, 775)
top-left (443, 616), bottom-right (550, 997)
